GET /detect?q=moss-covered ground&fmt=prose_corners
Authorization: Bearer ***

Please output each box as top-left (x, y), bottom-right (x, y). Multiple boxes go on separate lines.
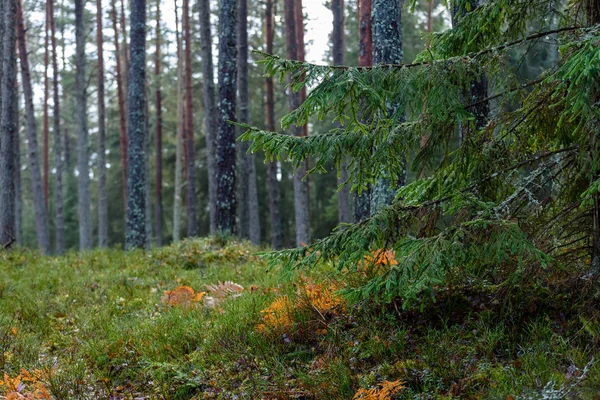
top-left (0, 239), bottom-right (599, 399)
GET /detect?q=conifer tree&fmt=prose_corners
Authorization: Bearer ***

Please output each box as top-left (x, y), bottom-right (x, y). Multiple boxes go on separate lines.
top-left (17, 0), bottom-right (51, 254)
top-left (111, 0), bottom-right (128, 212)
top-left (49, 0), bottom-right (64, 253)
top-left (97, 0), bottom-right (108, 248)
top-left (75, 0), bottom-right (92, 250)
top-left (183, 0), bottom-right (197, 237)
top-left (154, 0), bottom-right (163, 247)
top-left (199, 0), bottom-right (218, 235)
top-left (216, 0), bottom-right (238, 236)
top-left (125, 0), bottom-right (147, 249)
top-left (243, 0), bottom-right (600, 305)
top-left (265, 0), bottom-right (283, 249)
top-left (0, 0), bottom-right (17, 249)
top-left (173, 0), bottom-right (183, 241)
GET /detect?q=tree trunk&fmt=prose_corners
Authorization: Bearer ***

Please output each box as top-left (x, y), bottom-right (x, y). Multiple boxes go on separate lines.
top-left (125, 0), bottom-right (147, 249)
top-left (111, 0), bottom-right (128, 212)
top-left (237, 0), bottom-right (260, 244)
top-left (0, 0), bottom-right (17, 249)
top-left (173, 0), bottom-right (183, 242)
top-left (333, 0), bottom-right (351, 224)
top-left (43, 1), bottom-right (50, 210)
top-left (97, 0), bottom-right (108, 248)
top-left (216, 0), bottom-right (238, 235)
top-left (354, 0), bottom-right (372, 223)
top-left (16, 0), bottom-right (51, 254)
top-left (75, 0), bottom-right (93, 250)
top-left (14, 97), bottom-right (21, 246)
top-left (183, 0), bottom-right (197, 237)
top-left (238, 0), bottom-right (249, 240)
top-left (370, 0), bottom-right (403, 216)
top-left (199, 0), bottom-right (218, 236)
top-left (265, 0), bottom-right (282, 249)
top-left (285, 0), bottom-right (310, 246)
top-left (49, 0), bottom-right (64, 253)
top-left (154, 0), bottom-right (163, 246)
top-left (120, 0), bottom-right (129, 82)
top-left (144, 78), bottom-right (152, 248)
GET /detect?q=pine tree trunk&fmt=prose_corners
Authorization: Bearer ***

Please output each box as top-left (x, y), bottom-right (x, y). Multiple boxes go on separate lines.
top-left (216, 0), bottom-right (238, 236)
top-left (144, 79), bottom-right (152, 248)
top-left (237, 0), bottom-right (255, 241)
top-left (265, 0), bottom-right (282, 249)
top-left (370, 0), bottom-right (403, 216)
top-left (125, 0), bottom-right (147, 249)
top-left (0, 0), bottom-right (17, 249)
top-left (183, 0), bottom-right (197, 237)
top-left (111, 0), bottom-right (128, 212)
top-left (237, 0), bottom-right (250, 240)
top-left (75, 0), bottom-right (93, 250)
top-left (14, 102), bottom-right (21, 246)
top-left (120, 0), bottom-right (130, 82)
top-left (97, 0), bottom-right (108, 248)
top-left (333, 0), bottom-right (351, 224)
top-left (49, 0), bottom-right (64, 253)
top-left (154, 0), bottom-right (163, 246)
top-left (17, 0), bottom-right (51, 254)
top-left (285, 0), bottom-right (310, 246)
top-left (43, 1), bottom-right (50, 210)
top-left (354, 0), bottom-right (372, 222)
top-left (199, 0), bottom-right (218, 235)
top-left (238, 0), bottom-right (260, 243)
top-left (173, 0), bottom-right (183, 242)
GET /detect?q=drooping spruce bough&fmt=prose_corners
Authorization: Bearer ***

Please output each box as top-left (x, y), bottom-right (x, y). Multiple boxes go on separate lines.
top-left (240, 0), bottom-right (600, 307)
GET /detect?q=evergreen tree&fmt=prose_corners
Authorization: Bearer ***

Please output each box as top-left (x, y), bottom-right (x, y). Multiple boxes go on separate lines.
top-left (125, 0), bottom-right (147, 249)
top-left (243, 0), bottom-right (600, 305)
top-left (0, 0), bottom-right (17, 249)
top-left (17, 0), bottom-right (51, 254)
top-left (75, 0), bottom-right (92, 250)
top-left (97, 0), bottom-right (108, 248)
top-left (216, 0), bottom-right (238, 235)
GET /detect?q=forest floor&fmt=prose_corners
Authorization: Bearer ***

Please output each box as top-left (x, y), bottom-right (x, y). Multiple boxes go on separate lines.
top-left (0, 239), bottom-right (599, 399)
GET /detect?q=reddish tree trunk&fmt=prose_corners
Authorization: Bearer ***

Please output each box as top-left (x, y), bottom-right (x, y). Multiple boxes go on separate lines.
top-left (183, 0), bottom-right (197, 236)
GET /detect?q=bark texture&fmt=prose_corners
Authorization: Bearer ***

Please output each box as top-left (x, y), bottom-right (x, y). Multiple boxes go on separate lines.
top-left (237, 0), bottom-right (260, 244)
top-left (333, 0), bottom-right (352, 224)
top-left (125, 0), bottom-right (147, 249)
top-left (199, 0), bottom-right (218, 235)
top-left (97, 0), bottom-right (108, 248)
top-left (285, 0), bottom-right (311, 245)
top-left (216, 0), bottom-right (238, 236)
top-left (49, 0), bottom-right (64, 253)
top-left (75, 0), bottom-right (93, 250)
top-left (43, 1), bottom-right (49, 209)
top-left (183, 0), bottom-right (197, 236)
top-left (0, 0), bottom-right (17, 249)
top-left (154, 0), bottom-right (163, 246)
top-left (265, 0), bottom-right (283, 249)
top-left (17, 0), bottom-right (51, 254)
top-left (173, 0), bottom-right (183, 241)
top-left (370, 0), bottom-right (403, 216)
top-left (111, 0), bottom-right (128, 211)
top-left (354, 0), bottom-right (373, 223)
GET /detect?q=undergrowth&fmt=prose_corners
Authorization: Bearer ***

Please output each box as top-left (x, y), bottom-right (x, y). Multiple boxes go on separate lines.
top-left (0, 239), bottom-right (599, 399)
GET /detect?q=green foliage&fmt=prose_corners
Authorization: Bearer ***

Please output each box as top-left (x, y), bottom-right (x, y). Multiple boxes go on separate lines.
top-left (242, 0), bottom-right (600, 308)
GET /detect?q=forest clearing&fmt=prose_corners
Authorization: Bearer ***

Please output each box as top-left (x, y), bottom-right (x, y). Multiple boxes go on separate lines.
top-left (2, 0), bottom-right (600, 398)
